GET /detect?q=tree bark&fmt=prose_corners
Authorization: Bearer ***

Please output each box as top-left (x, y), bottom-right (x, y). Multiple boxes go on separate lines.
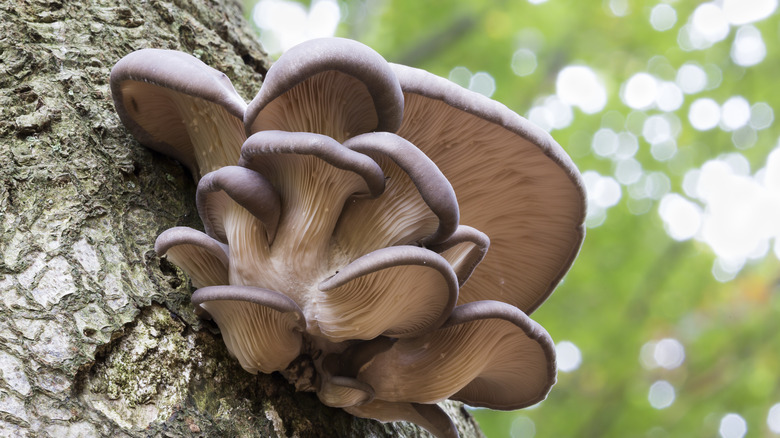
top-left (0, 0), bottom-right (484, 436)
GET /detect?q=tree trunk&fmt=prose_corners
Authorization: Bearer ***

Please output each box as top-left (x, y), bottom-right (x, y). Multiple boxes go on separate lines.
top-left (0, 0), bottom-right (484, 436)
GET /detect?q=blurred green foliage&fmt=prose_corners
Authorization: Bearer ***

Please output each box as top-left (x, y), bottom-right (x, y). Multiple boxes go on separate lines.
top-left (244, 1), bottom-right (780, 436)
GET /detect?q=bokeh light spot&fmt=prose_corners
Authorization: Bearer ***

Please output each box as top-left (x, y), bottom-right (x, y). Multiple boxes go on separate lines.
top-left (528, 96), bottom-right (573, 132)
top-left (642, 115), bottom-right (672, 145)
top-left (511, 48), bottom-right (538, 76)
top-left (731, 25), bottom-right (766, 66)
top-left (252, 0), bottom-right (340, 55)
top-left (656, 81), bottom-right (684, 111)
top-left (592, 128), bottom-right (618, 157)
top-left (511, 416), bottom-right (536, 438)
top-left (768, 403), bottom-right (780, 433)
top-left (691, 3), bottom-right (730, 44)
top-left (676, 63), bottom-right (707, 94)
top-left (650, 4), bottom-right (677, 31)
top-left (448, 66), bottom-right (472, 88)
top-left (689, 98), bottom-right (720, 130)
top-left (721, 96), bottom-right (751, 131)
top-left (648, 381), bottom-right (676, 409)
top-left (719, 413), bottom-right (747, 438)
top-left (556, 341), bottom-right (582, 373)
top-left (615, 158), bottom-right (643, 185)
top-left (654, 338), bottom-right (685, 369)
top-left (583, 171), bottom-right (622, 227)
top-left (659, 194), bottom-right (702, 240)
top-left (556, 65), bottom-right (607, 114)
top-left (609, 0), bottom-right (629, 17)
top-left (749, 102), bottom-right (774, 130)
top-left (622, 73), bottom-right (658, 109)
top-left (722, 0), bottom-right (777, 25)
top-left (469, 72), bottom-right (496, 97)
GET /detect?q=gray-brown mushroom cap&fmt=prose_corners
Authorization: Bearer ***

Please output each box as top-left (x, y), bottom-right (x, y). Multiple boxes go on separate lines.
top-left (354, 300), bottom-right (556, 410)
top-left (110, 48), bottom-right (247, 178)
top-left (391, 63), bottom-right (587, 314)
top-left (342, 132), bottom-right (459, 247)
top-left (428, 225), bottom-right (490, 287)
top-left (197, 166), bottom-right (281, 244)
top-left (192, 285), bottom-right (305, 374)
top-left (317, 376), bottom-right (375, 408)
top-left (317, 245), bottom-right (459, 340)
top-left (154, 226), bottom-right (229, 288)
top-left (244, 38), bottom-right (404, 141)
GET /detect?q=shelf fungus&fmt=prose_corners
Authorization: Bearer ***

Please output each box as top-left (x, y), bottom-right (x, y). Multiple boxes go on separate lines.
top-left (111, 37), bottom-right (586, 438)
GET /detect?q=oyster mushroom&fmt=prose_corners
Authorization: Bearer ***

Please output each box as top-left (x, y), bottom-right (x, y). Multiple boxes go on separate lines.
top-left (346, 300), bottom-right (556, 409)
top-left (244, 37), bottom-right (404, 140)
top-left (110, 37), bottom-right (586, 438)
top-left (111, 49), bottom-right (247, 179)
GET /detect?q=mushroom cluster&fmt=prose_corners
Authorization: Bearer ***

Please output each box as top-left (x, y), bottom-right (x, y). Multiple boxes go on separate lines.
top-left (110, 38), bottom-right (585, 438)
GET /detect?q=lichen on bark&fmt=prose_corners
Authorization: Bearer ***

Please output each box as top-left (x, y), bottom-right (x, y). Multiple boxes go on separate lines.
top-left (0, 0), bottom-right (484, 436)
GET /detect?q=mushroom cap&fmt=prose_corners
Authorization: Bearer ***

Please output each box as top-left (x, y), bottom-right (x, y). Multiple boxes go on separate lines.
top-left (244, 38), bottom-right (404, 141)
top-left (317, 376), bottom-right (375, 408)
top-left (391, 63), bottom-right (586, 313)
top-left (428, 225), bottom-right (490, 287)
top-left (154, 226), bottom-right (229, 288)
top-left (192, 285), bottom-right (305, 374)
top-left (110, 48), bottom-right (247, 178)
top-left (240, 130), bottom-right (385, 198)
top-left (197, 166), bottom-right (281, 244)
top-left (355, 300), bottom-right (556, 410)
top-left (341, 132), bottom-right (459, 247)
top-left (316, 245), bottom-right (458, 341)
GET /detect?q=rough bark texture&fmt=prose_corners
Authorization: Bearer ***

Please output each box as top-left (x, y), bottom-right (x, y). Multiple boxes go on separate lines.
top-left (0, 1), bottom-right (485, 437)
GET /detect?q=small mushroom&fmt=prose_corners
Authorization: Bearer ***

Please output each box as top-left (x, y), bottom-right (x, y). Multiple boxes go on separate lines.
top-left (154, 227), bottom-right (229, 288)
top-left (353, 300), bottom-right (556, 409)
top-left (336, 131), bottom-right (460, 257)
top-left (428, 225), bottom-right (490, 287)
top-left (244, 37), bottom-right (404, 141)
top-left (111, 49), bottom-right (247, 179)
top-left (192, 285), bottom-right (305, 374)
top-left (317, 375), bottom-right (375, 408)
top-left (197, 165), bottom-right (281, 244)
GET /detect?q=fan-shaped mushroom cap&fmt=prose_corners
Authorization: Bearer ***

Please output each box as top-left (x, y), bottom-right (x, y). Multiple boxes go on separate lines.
top-left (345, 401), bottom-right (458, 438)
top-left (391, 63), bottom-right (586, 313)
top-left (334, 132), bottom-right (459, 258)
top-left (110, 49), bottom-right (247, 178)
top-left (317, 376), bottom-right (375, 408)
top-left (244, 38), bottom-right (404, 142)
top-left (154, 227), bottom-right (229, 288)
top-left (355, 300), bottom-right (556, 410)
top-left (428, 225), bottom-right (490, 287)
top-left (192, 286), bottom-right (305, 374)
top-left (197, 166), bottom-right (281, 244)
top-left (316, 246), bottom-right (458, 341)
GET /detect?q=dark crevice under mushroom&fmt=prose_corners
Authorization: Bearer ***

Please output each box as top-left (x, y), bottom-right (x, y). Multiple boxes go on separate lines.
top-left (111, 37), bottom-right (585, 438)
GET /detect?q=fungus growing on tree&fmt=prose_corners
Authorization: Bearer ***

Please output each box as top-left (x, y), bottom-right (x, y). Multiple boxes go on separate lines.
top-left (111, 37), bottom-right (585, 438)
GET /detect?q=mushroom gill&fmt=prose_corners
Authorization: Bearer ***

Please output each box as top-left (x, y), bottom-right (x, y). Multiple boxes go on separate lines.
top-left (111, 37), bottom-right (586, 438)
